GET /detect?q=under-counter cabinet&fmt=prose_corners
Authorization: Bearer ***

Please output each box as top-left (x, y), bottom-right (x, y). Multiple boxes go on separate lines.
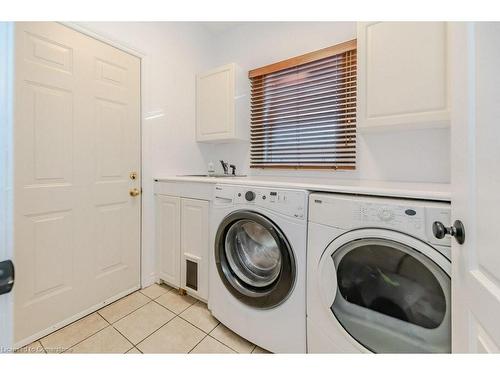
top-left (357, 22), bottom-right (450, 131)
top-left (156, 195), bottom-right (181, 288)
top-left (155, 194), bottom-right (209, 301)
top-left (196, 63), bottom-right (248, 142)
top-left (180, 198), bottom-right (209, 300)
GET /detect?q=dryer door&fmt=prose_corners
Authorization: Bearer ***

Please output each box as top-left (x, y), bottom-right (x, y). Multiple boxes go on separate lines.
top-left (215, 210), bottom-right (296, 309)
top-left (319, 229), bottom-right (451, 353)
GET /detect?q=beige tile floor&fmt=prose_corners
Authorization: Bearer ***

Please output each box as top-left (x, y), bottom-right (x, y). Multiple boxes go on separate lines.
top-left (16, 283), bottom-right (271, 354)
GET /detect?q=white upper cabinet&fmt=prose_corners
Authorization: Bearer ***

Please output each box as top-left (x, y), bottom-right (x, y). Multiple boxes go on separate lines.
top-left (357, 22), bottom-right (450, 131)
top-left (196, 63), bottom-right (248, 142)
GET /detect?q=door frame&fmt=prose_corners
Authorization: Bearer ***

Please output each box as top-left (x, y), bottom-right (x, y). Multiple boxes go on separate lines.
top-left (0, 22), bottom-right (147, 350)
top-left (0, 22), bottom-right (14, 351)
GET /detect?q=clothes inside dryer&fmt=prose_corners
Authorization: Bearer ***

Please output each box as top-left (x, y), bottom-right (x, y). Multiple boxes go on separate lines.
top-left (331, 238), bottom-right (451, 353)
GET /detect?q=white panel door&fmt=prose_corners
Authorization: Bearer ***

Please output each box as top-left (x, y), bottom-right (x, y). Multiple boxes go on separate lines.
top-left (450, 22), bottom-right (500, 352)
top-left (12, 22), bottom-right (140, 346)
top-left (180, 198), bottom-right (209, 300)
top-left (82, 28), bottom-right (141, 309)
top-left (156, 195), bottom-right (181, 288)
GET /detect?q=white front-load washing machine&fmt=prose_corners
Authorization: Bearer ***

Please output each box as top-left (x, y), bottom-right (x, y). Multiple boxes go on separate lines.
top-left (307, 193), bottom-right (451, 353)
top-left (208, 184), bottom-right (308, 353)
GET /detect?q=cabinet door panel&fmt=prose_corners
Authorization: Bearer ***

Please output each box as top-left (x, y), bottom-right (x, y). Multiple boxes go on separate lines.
top-left (156, 195), bottom-right (181, 288)
top-left (358, 22), bottom-right (449, 130)
top-left (180, 198), bottom-right (209, 300)
top-left (196, 63), bottom-right (235, 142)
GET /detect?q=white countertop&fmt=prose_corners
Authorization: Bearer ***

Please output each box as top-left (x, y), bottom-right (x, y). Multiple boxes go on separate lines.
top-left (154, 175), bottom-right (451, 201)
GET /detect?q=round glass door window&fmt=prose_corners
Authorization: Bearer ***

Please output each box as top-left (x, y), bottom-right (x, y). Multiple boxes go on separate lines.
top-left (215, 211), bottom-right (296, 309)
top-left (225, 220), bottom-right (282, 288)
top-left (331, 238), bottom-right (451, 353)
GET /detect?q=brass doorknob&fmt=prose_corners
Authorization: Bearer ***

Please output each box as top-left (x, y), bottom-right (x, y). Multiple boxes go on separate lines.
top-left (129, 188), bottom-right (141, 197)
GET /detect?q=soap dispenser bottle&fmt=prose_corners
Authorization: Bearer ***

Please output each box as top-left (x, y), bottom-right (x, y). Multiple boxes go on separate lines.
top-left (207, 161), bottom-right (215, 177)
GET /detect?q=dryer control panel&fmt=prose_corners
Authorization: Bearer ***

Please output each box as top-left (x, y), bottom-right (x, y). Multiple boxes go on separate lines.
top-left (309, 193), bottom-right (451, 247)
top-left (214, 184), bottom-right (308, 220)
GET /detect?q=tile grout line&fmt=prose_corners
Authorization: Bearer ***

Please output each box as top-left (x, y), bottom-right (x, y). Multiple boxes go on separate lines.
top-left (142, 292), bottom-right (254, 354)
top-left (156, 299), bottom-right (252, 354)
top-left (205, 321), bottom-right (257, 353)
top-left (150, 297), bottom-right (191, 316)
top-left (133, 298), bottom-right (197, 349)
top-left (28, 288), bottom-right (176, 354)
top-left (133, 294), bottom-right (217, 351)
top-left (36, 290), bottom-right (145, 353)
top-left (112, 302), bottom-right (177, 349)
top-left (45, 291), bottom-right (149, 353)
top-left (193, 330), bottom-right (239, 354)
top-left (38, 310), bottom-right (113, 353)
top-left (207, 332), bottom-right (255, 354)
top-left (104, 289), bottom-right (176, 350)
top-left (98, 292), bottom-right (153, 325)
top-left (38, 339), bottom-right (47, 354)
top-left (109, 325), bottom-right (138, 353)
top-left (85, 289), bottom-right (178, 352)
top-left (60, 322), bottom-right (112, 353)
top-left (187, 333), bottom-right (209, 354)
top-left (36, 288), bottom-right (257, 354)
top-left (138, 287), bottom-right (172, 300)
top-left (64, 289), bottom-right (158, 353)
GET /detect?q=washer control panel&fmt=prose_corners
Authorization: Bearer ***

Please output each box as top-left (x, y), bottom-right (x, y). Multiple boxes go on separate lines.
top-left (214, 185), bottom-right (308, 220)
top-left (356, 203), bottom-right (426, 233)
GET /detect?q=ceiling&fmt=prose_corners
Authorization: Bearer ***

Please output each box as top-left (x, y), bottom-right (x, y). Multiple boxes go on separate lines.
top-left (200, 22), bottom-right (245, 35)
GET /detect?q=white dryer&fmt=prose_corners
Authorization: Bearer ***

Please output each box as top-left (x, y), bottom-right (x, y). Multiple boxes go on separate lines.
top-left (307, 193), bottom-right (451, 353)
top-left (209, 184), bottom-right (308, 353)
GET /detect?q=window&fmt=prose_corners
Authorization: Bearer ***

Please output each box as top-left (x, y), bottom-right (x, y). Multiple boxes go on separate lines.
top-left (248, 40), bottom-right (357, 170)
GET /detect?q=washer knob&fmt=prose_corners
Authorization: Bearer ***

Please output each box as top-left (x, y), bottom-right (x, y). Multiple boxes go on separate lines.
top-left (245, 191), bottom-right (256, 201)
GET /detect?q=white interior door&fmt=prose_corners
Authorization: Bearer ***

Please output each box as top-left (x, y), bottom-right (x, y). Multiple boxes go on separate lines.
top-left (12, 22), bottom-right (141, 347)
top-left (451, 22), bottom-right (500, 352)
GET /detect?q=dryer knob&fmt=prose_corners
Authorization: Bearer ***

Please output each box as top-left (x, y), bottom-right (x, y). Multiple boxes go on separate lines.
top-left (245, 191), bottom-right (256, 201)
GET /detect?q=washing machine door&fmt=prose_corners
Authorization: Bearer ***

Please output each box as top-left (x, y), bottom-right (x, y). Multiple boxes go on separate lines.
top-left (215, 210), bottom-right (296, 309)
top-left (318, 229), bottom-right (451, 353)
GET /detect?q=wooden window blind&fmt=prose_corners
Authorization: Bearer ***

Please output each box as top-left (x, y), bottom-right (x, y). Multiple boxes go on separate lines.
top-left (248, 39), bottom-right (357, 170)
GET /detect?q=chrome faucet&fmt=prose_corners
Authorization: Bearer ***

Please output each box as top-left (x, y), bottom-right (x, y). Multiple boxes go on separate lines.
top-left (220, 160), bottom-right (237, 175)
top-left (220, 160), bottom-right (229, 175)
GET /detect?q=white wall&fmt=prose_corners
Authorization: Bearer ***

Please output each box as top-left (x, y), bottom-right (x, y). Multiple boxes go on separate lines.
top-left (206, 22), bottom-right (451, 183)
top-left (76, 22), bottom-right (217, 286)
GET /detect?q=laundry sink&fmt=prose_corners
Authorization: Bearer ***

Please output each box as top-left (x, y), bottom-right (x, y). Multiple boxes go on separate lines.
top-left (178, 174), bottom-right (247, 178)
